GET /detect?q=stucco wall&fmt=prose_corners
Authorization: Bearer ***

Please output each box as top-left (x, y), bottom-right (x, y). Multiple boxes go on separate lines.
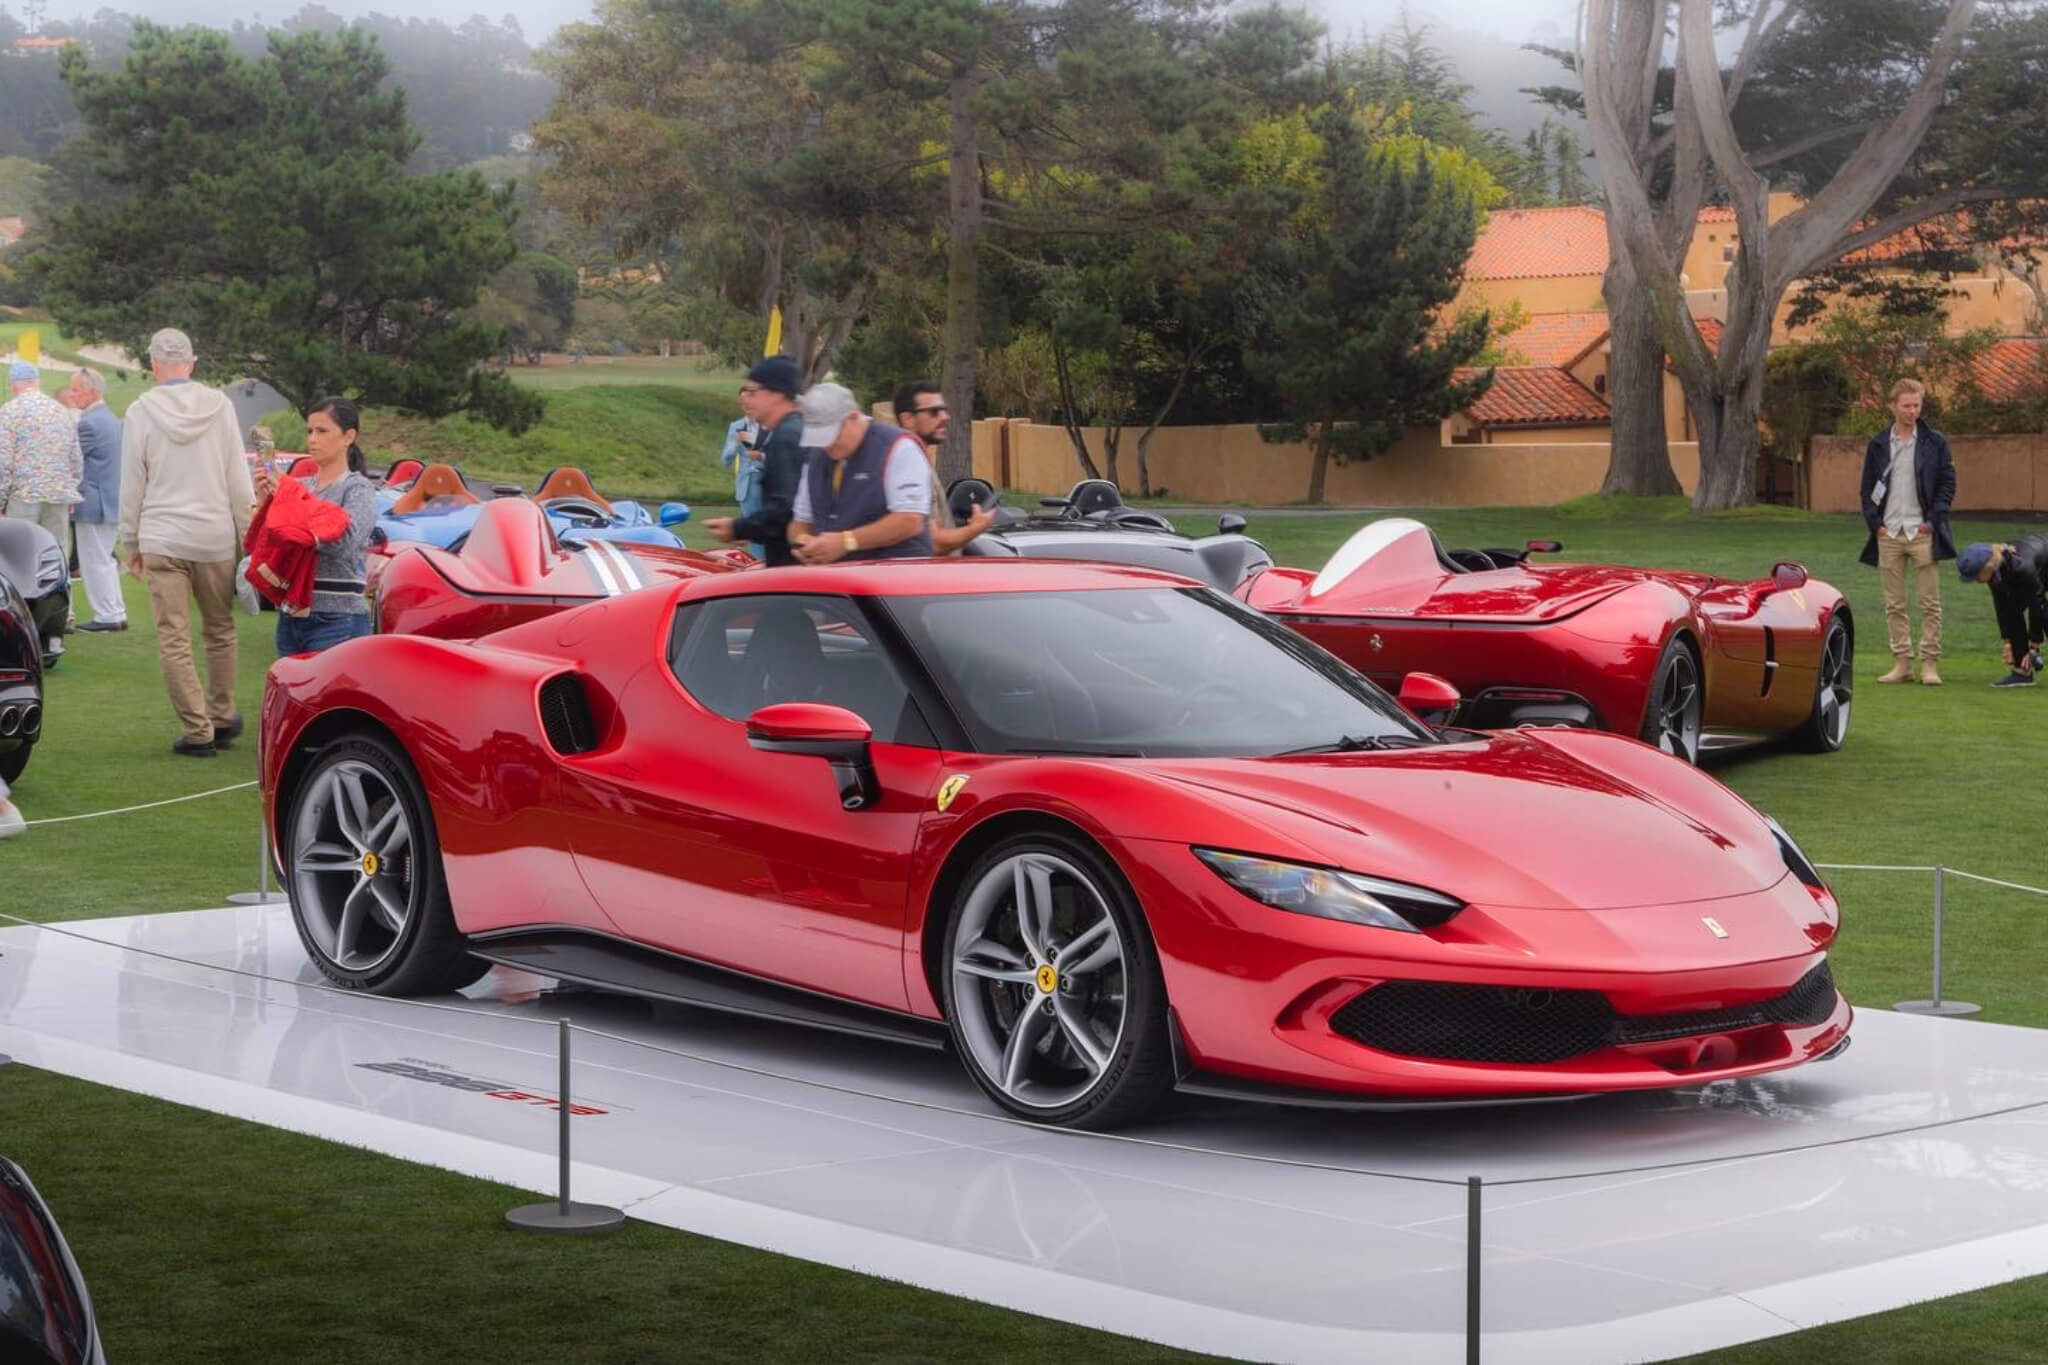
top-left (1810, 433), bottom-right (2048, 514)
top-left (1453, 274), bottom-right (1606, 322)
top-left (975, 420), bottom-right (1701, 505)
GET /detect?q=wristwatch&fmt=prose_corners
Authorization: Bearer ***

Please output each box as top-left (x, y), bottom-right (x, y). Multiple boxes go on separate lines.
top-left (841, 531), bottom-right (859, 553)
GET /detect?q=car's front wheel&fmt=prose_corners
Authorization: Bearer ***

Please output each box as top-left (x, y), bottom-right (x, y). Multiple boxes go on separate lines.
top-left (1794, 616), bottom-right (1853, 753)
top-left (0, 740), bottom-right (29, 785)
top-left (942, 831), bottom-right (1175, 1129)
top-left (283, 733), bottom-right (486, 995)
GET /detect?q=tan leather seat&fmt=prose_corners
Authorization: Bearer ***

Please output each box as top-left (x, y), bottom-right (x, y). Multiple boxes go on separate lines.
top-left (389, 463), bottom-right (480, 516)
top-left (533, 466), bottom-right (612, 515)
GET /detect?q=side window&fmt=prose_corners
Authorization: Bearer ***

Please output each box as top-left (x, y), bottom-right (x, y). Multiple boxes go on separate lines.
top-left (667, 594), bottom-right (929, 745)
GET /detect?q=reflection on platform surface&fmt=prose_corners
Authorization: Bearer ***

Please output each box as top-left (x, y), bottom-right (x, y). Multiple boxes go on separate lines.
top-left (5, 905), bottom-right (2048, 1365)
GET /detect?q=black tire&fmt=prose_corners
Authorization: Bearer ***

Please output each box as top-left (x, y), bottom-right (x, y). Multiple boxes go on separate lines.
top-left (1638, 635), bottom-right (1704, 764)
top-left (282, 732), bottom-right (487, 995)
top-left (0, 740), bottom-right (28, 785)
top-left (940, 828), bottom-right (1175, 1129)
top-left (1794, 616), bottom-right (1854, 754)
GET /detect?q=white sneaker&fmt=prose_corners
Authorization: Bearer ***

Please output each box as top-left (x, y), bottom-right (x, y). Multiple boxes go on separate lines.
top-left (0, 801), bottom-right (23, 839)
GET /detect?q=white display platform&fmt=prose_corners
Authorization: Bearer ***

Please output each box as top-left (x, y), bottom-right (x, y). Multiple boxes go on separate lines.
top-left (5, 905), bottom-right (2048, 1365)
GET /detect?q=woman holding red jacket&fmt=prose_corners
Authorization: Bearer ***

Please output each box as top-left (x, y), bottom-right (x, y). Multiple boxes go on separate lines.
top-left (252, 398), bottom-right (377, 655)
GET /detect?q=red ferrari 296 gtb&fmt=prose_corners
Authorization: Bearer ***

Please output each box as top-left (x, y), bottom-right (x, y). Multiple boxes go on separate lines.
top-left (260, 559), bottom-right (1850, 1128)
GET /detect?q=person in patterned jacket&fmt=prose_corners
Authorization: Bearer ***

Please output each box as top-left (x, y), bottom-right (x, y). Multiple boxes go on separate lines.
top-left (0, 359), bottom-right (82, 549)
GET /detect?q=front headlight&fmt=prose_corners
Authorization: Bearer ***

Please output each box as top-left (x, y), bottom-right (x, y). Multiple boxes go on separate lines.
top-left (1764, 816), bottom-right (1827, 891)
top-left (1194, 848), bottom-right (1464, 932)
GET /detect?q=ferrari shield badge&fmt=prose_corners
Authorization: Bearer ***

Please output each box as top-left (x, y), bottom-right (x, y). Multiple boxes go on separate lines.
top-left (937, 774), bottom-right (970, 812)
top-left (1702, 916), bottom-right (1729, 939)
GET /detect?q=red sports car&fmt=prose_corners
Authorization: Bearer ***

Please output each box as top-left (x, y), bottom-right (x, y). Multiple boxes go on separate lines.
top-left (260, 558), bottom-right (1850, 1128)
top-left (1242, 519), bottom-right (1855, 763)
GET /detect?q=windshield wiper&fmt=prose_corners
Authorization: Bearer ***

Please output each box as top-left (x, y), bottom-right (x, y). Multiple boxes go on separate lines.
top-left (1274, 734), bottom-right (1431, 757)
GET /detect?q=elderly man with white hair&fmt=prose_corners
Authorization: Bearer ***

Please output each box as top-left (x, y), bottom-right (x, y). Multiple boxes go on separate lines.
top-left (119, 328), bottom-right (255, 757)
top-left (63, 366), bottom-right (127, 631)
top-left (0, 358), bottom-right (82, 548)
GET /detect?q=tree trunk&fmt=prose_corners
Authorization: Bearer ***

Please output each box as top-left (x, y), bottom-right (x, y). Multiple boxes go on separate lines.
top-left (1101, 424), bottom-right (1121, 490)
top-left (1135, 430), bottom-right (1154, 498)
top-left (937, 68), bottom-right (986, 486)
top-left (1690, 376), bottom-right (1763, 510)
top-left (1050, 335), bottom-right (1103, 481)
top-left (1599, 265), bottom-right (1683, 496)
top-left (1306, 428), bottom-right (1330, 504)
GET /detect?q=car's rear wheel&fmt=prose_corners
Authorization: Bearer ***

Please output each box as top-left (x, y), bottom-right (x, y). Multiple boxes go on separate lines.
top-left (284, 733), bottom-right (486, 995)
top-left (1639, 636), bottom-right (1703, 763)
top-left (1795, 616), bottom-right (1853, 753)
top-left (942, 831), bottom-right (1174, 1129)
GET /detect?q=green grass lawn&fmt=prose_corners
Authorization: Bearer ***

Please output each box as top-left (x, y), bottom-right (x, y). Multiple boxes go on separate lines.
top-left (5, 502), bottom-right (2047, 1363)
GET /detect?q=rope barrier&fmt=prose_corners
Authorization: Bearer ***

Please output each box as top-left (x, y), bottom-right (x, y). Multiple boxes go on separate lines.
top-left (1815, 862), bottom-right (2048, 897)
top-left (22, 780), bottom-right (258, 828)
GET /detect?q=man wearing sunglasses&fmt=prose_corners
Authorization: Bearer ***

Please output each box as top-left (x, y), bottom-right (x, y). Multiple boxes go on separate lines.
top-left (892, 379), bottom-right (992, 554)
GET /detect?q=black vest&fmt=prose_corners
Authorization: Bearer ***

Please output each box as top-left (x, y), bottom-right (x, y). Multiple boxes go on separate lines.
top-left (802, 421), bottom-right (932, 559)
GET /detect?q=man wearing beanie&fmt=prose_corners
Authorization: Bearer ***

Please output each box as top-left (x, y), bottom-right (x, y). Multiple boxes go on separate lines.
top-left (119, 327), bottom-right (255, 757)
top-left (0, 358), bottom-right (83, 548)
top-left (787, 382), bottom-right (931, 563)
top-left (706, 355), bottom-right (806, 566)
top-left (1958, 537), bottom-right (2048, 688)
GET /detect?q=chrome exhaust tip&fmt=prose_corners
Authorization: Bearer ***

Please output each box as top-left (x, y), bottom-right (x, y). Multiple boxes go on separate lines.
top-left (18, 703), bottom-right (39, 737)
top-left (0, 706), bottom-right (18, 738)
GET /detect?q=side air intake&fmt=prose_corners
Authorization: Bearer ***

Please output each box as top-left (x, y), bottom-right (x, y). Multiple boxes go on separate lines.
top-left (538, 673), bottom-right (598, 755)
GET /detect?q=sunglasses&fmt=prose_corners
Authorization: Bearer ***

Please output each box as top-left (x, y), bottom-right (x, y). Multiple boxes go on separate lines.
top-left (912, 404), bottom-right (948, 416)
top-left (738, 384), bottom-right (764, 396)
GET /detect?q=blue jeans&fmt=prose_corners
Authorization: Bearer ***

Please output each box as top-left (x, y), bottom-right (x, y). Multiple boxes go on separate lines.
top-left (276, 610), bottom-right (373, 656)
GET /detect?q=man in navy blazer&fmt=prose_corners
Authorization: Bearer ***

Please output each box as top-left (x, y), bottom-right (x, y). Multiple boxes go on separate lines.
top-left (1858, 378), bottom-right (1956, 685)
top-left (64, 367), bottom-right (127, 631)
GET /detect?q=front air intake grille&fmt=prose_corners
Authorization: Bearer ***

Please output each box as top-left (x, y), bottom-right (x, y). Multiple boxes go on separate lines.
top-left (537, 673), bottom-right (597, 755)
top-left (1330, 961), bottom-right (1837, 1065)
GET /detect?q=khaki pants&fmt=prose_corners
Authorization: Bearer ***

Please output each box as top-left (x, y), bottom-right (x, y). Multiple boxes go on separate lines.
top-left (1877, 530), bottom-right (1942, 662)
top-left (142, 555), bottom-right (239, 744)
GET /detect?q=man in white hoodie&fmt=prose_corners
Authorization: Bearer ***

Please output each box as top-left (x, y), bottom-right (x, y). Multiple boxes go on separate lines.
top-left (118, 328), bottom-right (255, 757)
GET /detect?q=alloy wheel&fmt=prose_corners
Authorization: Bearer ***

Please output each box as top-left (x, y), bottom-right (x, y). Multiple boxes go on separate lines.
top-left (950, 852), bottom-right (1130, 1112)
top-left (1652, 648), bottom-right (1702, 761)
top-left (290, 758), bottom-right (417, 973)
top-left (1816, 626), bottom-right (1853, 748)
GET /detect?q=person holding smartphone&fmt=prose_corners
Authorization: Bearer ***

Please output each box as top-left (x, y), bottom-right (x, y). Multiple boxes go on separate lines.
top-left (705, 356), bottom-right (804, 565)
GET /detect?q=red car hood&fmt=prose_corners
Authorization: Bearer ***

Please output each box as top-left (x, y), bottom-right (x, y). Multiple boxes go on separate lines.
top-left (1276, 562), bottom-right (1714, 623)
top-left (1136, 731), bottom-right (1783, 910)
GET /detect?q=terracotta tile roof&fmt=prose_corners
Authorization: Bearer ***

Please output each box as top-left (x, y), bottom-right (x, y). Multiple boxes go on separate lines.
top-left (1496, 311), bottom-right (1610, 366)
top-left (1467, 206), bottom-right (1610, 280)
top-left (1693, 316), bottom-right (1724, 353)
top-left (1697, 206), bottom-right (1737, 223)
top-left (1969, 338), bottom-right (2048, 404)
top-left (1456, 366), bottom-right (1610, 427)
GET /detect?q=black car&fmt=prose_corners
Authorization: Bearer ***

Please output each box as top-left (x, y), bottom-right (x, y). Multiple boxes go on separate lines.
top-left (0, 518), bottom-right (68, 670)
top-left (954, 478), bottom-right (1273, 592)
top-left (0, 534), bottom-right (46, 783)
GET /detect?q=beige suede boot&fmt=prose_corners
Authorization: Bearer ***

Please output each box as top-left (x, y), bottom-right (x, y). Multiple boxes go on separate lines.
top-left (1921, 660), bottom-right (1943, 686)
top-left (1877, 657), bottom-right (1913, 684)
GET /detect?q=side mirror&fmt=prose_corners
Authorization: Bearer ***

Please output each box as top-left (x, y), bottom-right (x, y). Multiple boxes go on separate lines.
top-left (1218, 513), bottom-right (1248, 535)
top-left (658, 501), bottom-right (692, 528)
top-left (1397, 672), bottom-right (1462, 726)
top-left (1771, 561), bottom-right (1809, 591)
top-left (0, 1159), bottom-right (103, 1365)
top-left (745, 703), bottom-right (879, 810)
top-left (1525, 539), bottom-right (1563, 554)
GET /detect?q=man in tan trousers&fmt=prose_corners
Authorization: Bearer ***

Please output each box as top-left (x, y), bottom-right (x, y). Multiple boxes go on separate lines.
top-left (118, 328), bottom-right (254, 756)
top-left (1857, 378), bottom-right (1957, 686)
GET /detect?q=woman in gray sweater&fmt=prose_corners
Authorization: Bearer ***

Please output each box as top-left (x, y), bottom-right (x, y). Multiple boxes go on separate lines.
top-left (252, 397), bottom-right (377, 655)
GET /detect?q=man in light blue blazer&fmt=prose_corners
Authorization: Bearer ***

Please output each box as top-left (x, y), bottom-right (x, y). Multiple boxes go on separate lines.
top-left (66, 367), bottom-right (127, 631)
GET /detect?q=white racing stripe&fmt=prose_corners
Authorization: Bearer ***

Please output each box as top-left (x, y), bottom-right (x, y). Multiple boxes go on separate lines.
top-left (594, 538), bottom-right (645, 592)
top-left (576, 541), bottom-right (623, 596)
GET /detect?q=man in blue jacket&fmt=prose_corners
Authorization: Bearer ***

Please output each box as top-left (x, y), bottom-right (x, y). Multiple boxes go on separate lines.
top-left (1858, 378), bottom-right (1956, 686)
top-left (64, 367), bottom-right (127, 631)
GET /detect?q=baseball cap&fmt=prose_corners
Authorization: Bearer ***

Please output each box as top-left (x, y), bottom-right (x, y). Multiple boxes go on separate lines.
top-left (1957, 542), bottom-right (1995, 582)
top-left (148, 327), bottom-right (196, 364)
top-left (744, 355), bottom-right (801, 399)
top-left (798, 383), bottom-right (862, 448)
top-left (6, 360), bottom-right (37, 384)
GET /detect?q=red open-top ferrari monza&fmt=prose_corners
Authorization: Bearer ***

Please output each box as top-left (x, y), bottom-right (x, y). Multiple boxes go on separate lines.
top-left (260, 559), bottom-right (1850, 1128)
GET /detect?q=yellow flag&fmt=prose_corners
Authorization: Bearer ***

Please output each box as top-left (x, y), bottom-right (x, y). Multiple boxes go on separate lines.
top-left (763, 306), bottom-right (783, 359)
top-left (16, 329), bottom-right (37, 366)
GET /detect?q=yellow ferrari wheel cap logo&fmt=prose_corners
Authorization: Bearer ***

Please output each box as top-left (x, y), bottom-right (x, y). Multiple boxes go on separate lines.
top-left (361, 852), bottom-right (380, 877)
top-left (1702, 916), bottom-right (1728, 939)
top-left (1035, 964), bottom-right (1059, 994)
top-left (936, 774), bottom-right (970, 813)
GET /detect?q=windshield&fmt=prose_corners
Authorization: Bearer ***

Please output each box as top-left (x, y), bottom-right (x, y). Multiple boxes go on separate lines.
top-left (886, 587), bottom-right (1432, 758)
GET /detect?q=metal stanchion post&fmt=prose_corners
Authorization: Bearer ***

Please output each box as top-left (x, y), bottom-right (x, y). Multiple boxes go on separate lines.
top-left (507, 1020), bottom-right (625, 1234)
top-left (1465, 1176), bottom-right (1482, 1365)
top-left (225, 819), bottom-right (287, 907)
top-left (1897, 865), bottom-right (1979, 1017)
